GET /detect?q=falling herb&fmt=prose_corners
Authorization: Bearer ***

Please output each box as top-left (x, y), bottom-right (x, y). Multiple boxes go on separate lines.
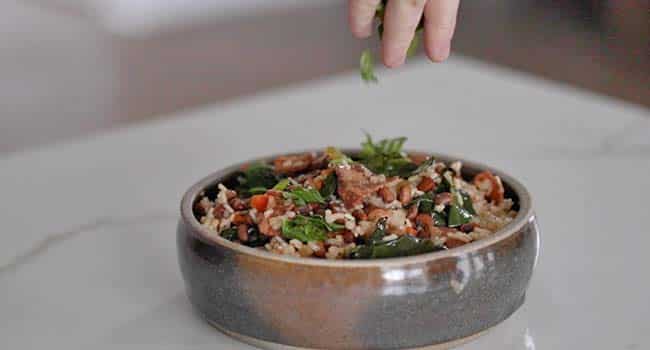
top-left (281, 215), bottom-right (344, 243)
top-left (360, 0), bottom-right (424, 83)
top-left (319, 173), bottom-right (338, 198)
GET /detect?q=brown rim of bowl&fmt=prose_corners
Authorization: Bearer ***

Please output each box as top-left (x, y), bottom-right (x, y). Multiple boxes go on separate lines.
top-left (180, 149), bottom-right (534, 268)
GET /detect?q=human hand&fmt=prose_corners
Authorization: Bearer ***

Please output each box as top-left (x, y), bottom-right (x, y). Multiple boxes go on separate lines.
top-left (349, 0), bottom-right (460, 67)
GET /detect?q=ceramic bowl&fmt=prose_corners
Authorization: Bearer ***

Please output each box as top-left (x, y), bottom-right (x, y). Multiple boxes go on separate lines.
top-left (177, 150), bottom-right (540, 350)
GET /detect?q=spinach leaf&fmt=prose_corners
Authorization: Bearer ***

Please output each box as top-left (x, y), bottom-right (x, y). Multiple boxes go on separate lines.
top-left (281, 215), bottom-right (344, 243)
top-left (351, 235), bottom-right (437, 259)
top-left (219, 228), bottom-right (238, 241)
top-left (447, 204), bottom-right (473, 227)
top-left (408, 192), bottom-right (435, 214)
top-left (319, 173), bottom-right (337, 198)
top-left (237, 163), bottom-right (279, 195)
top-left (432, 211), bottom-right (447, 226)
top-left (284, 187), bottom-right (326, 207)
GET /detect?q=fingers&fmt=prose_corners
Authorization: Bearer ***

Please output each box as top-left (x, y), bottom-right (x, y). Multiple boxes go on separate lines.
top-left (423, 0), bottom-right (460, 62)
top-left (349, 0), bottom-right (382, 38)
top-left (382, 0), bottom-right (428, 67)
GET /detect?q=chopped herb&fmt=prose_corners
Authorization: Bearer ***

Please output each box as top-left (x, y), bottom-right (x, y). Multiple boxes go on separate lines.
top-left (319, 173), bottom-right (337, 198)
top-left (272, 178), bottom-right (290, 191)
top-left (447, 204), bottom-right (473, 227)
top-left (284, 187), bottom-right (326, 207)
top-left (358, 134), bottom-right (416, 177)
top-left (281, 215), bottom-right (344, 243)
top-left (359, 0), bottom-right (423, 82)
top-left (219, 228), bottom-right (238, 241)
top-left (447, 176), bottom-right (475, 227)
top-left (360, 50), bottom-right (378, 83)
top-left (459, 190), bottom-right (476, 215)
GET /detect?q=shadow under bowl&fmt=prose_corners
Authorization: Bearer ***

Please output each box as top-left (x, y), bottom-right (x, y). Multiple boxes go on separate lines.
top-left (177, 150), bottom-right (540, 350)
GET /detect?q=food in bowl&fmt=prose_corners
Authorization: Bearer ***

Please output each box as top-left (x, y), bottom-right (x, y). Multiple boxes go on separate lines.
top-left (194, 136), bottom-right (517, 259)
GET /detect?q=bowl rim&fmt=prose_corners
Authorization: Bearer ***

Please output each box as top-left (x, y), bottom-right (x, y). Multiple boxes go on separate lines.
top-left (180, 149), bottom-right (535, 268)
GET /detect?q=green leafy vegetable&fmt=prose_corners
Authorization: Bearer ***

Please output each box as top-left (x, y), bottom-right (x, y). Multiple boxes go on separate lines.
top-left (408, 192), bottom-right (435, 214)
top-left (272, 178), bottom-right (290, 191)
top-left (219, 228), bottom-right (238, 241)
top-left (360, 50), bottom-right (378, 83)
top-left (350, 235), bottom-right (437, 259)
top-left (368, 218), bottom-right (389, 244)
top-left (284, 187), bottom-right (326, 207)
top-left (281, 215), bottom-right (344, 243)
top-left (432, 211), bottom-right (447, 226)
top-left (319, 173), bottom-right (337, 198)
top-left (237, 163), bottom-right (279, 195)
top-left (446, 174), bottom-right (475, 227)
top-left (358, 134), bottom-right (416, 177)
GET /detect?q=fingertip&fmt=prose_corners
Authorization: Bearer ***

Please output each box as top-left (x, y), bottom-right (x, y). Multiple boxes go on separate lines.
top-left (426, 40), bottom-right (450, 62)
top-left (382, 48), bottom-right (406, 68)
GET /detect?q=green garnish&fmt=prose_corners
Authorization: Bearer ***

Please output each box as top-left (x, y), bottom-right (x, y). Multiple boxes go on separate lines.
top-left (368, 218), bottom-right (389, 244)
top-left (408, 192), bottom-right (435, 214)
top-left (360, 50), bottom-right (378, 83)
top-left (350, 235), bottom-right (437, 259)
top-left (319, 173), bottom-right (338, 198)
top-left (432, 211), bottom-right (447, 226)
top-left (219, 228), bottom-right (238, 241)
top-left (359, 0), bottom-right (424, 83)
top-left (283, 187), bottom-right (326, 207)
top-left (248, 187), bottom-right (268, 195)
top-left (281, 215), bottom-right (344, 243)
top-left (446, 173), bottom-right (475, 227)
top-left (358, 134), bottom-right (417, 177)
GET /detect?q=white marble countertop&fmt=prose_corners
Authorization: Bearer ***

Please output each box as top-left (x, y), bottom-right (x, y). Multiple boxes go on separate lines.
top-left (1, 57), bottom-right (649, 349)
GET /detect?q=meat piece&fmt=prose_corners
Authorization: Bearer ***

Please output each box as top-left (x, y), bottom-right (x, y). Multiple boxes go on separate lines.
top-left (335, 164), bottom-right (385, 208)
top-left (274, 153), bottom-right (314, 174)
top-left (229, 197), bottom-right (247, 211)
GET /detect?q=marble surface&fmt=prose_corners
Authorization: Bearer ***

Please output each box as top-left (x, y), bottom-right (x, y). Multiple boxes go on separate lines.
top-left (1, 57), bottom-right (649, 349)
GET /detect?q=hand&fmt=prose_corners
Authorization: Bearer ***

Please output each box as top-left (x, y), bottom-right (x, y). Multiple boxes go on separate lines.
top-left (349, 0), bottom-right (460, 67)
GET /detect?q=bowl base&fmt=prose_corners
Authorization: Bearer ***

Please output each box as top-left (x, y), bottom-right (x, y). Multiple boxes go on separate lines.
top-left (207, 318), bottom-right (490, 350)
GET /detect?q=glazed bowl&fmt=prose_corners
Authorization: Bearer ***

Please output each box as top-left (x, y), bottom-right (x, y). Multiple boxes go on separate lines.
top-left (177, 150), bottom-right (540, 350)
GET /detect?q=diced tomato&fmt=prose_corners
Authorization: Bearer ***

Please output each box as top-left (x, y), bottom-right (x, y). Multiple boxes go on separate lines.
top-left (250, 194), bottom-right (269, 211)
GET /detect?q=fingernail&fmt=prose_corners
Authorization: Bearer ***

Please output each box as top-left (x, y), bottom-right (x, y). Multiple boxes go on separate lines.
top-left (430, 41), bottom-right (450, 62)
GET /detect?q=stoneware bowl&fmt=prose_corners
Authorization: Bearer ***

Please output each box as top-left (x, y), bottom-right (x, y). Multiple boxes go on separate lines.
top-left (177, 150), bottom-right (540, 350)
